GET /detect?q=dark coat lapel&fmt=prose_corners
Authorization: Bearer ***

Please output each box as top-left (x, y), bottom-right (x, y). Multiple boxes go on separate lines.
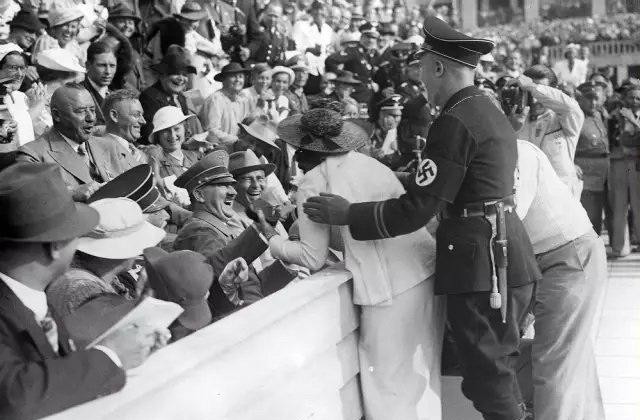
top-left (0, 281), bottom-right (57, 359)
top-left (46, 130), bottom-right (93, 184)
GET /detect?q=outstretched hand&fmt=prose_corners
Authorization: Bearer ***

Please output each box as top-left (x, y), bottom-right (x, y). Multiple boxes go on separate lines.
top-left (302, 193), bottom-right (351, 225)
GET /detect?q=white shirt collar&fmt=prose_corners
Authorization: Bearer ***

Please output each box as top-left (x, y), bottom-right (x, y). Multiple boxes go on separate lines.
top-left (59, 131), bottom-right (80, 152)
top-left (0, 272), bottom-right (48, 321)
top-left (88, 77), bottom-right (109, 98)
top-left (108, 132), bottom-right (131, 151)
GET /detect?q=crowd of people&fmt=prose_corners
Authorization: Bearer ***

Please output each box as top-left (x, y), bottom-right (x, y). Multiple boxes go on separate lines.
top-left (0, 0), bottom-right (632, 418)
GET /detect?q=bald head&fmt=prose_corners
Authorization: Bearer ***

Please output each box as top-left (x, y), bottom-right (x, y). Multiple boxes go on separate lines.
top-left (51, 83), bottom-right (97, 143)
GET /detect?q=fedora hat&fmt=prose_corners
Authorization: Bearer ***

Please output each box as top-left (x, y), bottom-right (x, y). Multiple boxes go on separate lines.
top-left (271, 65), bottom-right (295, 83)
top-left (77, 198), bottom-right (166, 259)
top-left (0, 163), bottom-right (98, 242)
top-left (239, 118), bottom-right (280, 150)
top-left (278, 108), bottom-right (367, 154)
top-left (214, 62), bottom-right (251, 82)
top-left (108, 2), bottom-right (141, 22)
top-left (335, 70), bottom-right (361, 85)
top-left (151, 106), bottom-right (191, 135)
top-left (151, 45), bottom-right (197, 75)
top-left (228, 149), bottom-right (276, 177)
top-left (88, 164), bottom-right (168, 213)
top-left (36, 48), bottom-right (86, 73)
top-left (175, 150), bottom-right (235, 191)
top-left (10, 10), bottom-right (44, 33)
top-left (144, 247), bottom-right (213, 330)
top-left (175, 0), bottom-right (208, 21)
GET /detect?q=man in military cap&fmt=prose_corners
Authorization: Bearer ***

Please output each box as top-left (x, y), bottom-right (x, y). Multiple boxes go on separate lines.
top-left (248, 3), bottom-right (293, 66)
top-left (325, 21), bottom-right (381, 105)
top-left (303, 16), bottom-right (540, 420)
top-left (372, 41), bottom-right (414, 103)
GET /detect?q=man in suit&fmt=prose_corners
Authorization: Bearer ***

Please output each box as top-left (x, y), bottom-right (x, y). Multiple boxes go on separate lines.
top-left (0, 162), bottom-right (165, 419)
top-left (84, 41), bottom-right (118, 127)
top-left (16, 83), bottom-right (130, 202)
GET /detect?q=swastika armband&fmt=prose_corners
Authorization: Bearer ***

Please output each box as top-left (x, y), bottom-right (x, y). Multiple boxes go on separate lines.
top-left (411, 155), bottom-right (466, 203)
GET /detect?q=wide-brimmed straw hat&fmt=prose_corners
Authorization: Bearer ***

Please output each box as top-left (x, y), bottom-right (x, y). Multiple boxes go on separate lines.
top-left (175, 0), bottom-right (208, 21)
top-left (214, 62), bottom-right (251, 82)
top-left (0, 163), bottom-right (98, 242)
top-left (277, 108), bottom-right (367, 154)
top-left (77, 198), bottom-right (166, 259)
top-left (228, 149), bottom-right (275, 177)
top-left (239, 118), bottom-right (280, 150)
top-left (144, 247), bottom-right (213, 330)
top-left (271, 65), bottom-right (295, 83)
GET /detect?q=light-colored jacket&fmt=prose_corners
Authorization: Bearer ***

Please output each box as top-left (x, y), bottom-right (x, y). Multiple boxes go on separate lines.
top-left (269, 151), bottom-right (436, 306)
top-left (518, 84), bottom-right (584, 197)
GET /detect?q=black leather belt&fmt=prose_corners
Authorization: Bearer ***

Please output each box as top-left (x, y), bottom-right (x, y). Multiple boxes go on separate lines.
top-left (575, 153), bottom-right (609, 158)
top-left (443, 196), bottom-right (515, 219)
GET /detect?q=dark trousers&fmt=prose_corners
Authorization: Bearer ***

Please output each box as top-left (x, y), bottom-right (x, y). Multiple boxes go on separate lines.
top-left (447, 283), bottom-right (534, 420)
top-left (580, 190), bottom-right (605, 235)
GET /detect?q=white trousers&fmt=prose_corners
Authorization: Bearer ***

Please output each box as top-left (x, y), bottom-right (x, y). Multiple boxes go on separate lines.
top-left (358, 276), bottom-right (446, 420)
top-left (532, 231), bottom-right (606, 420)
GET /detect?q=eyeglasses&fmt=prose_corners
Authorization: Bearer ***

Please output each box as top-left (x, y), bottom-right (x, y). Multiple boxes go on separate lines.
top-left (4, 65), bottom-right (26, 73)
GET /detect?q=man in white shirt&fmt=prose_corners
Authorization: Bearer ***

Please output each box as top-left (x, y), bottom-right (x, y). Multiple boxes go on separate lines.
top-left (292, 1), bottom-right (335, 75)
top-left (511, 67), bottom-right (585, 197)
top-left (514, 140), bottom-right (606, 420)
top-left (552, 44), bottom-right (588, 88)
top-left (0, 162), bottom-right (166, 419)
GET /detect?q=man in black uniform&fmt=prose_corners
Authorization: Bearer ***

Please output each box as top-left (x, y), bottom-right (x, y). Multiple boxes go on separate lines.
top-left (304, 17), bottom-right (540, 420)
top-left (325, 22), bottom-right (380, 105)
top-left (247, 3), bottom-right (292, 66)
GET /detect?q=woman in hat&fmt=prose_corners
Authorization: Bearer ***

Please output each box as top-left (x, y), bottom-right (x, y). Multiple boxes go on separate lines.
top-left (264, 108), bottom-right (444, 419)
top-left (146, 105), bottom-right (203, 194)
top-left (47, 197), bottom-right (166, 318)
top-left (139, 44), bottom-right (204, 143)
top-left (200, 62), bottom-right (252, 149)
top-left (334, 70), bottom-right (361, 118)
top-left (269, 65), bottom-right (295, 122)
top-left (32, 1), bottom-right (85, 63)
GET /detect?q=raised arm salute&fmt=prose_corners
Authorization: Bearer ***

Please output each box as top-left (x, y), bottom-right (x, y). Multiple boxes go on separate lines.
top-left (303, 17), bottom-right (541, 420)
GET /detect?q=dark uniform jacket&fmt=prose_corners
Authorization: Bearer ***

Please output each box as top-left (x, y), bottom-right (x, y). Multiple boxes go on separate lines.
top-left (247, 24), bottom-right (292, 66)
top-left (575, 110), bottom-right (609, 192)
top-left (173, 210), bottom-right (264, 305)
top-left (325, 45), bottom-right (379, 104)
top-left (0, 280), bottom-right (125, 419)
top-left (348, 86), bottom-right (540, 294)
top-left (83, 78), bottom-right (108, 126)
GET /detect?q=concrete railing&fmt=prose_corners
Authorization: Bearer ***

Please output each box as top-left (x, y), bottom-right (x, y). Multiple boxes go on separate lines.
top-left (549, 39), bottom-right (640, 67)
top-left (44, 265), bottom-right (363, 420)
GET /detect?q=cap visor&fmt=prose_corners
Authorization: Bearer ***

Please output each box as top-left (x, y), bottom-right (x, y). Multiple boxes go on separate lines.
top-left (77, 222), bottom-right (166, 259)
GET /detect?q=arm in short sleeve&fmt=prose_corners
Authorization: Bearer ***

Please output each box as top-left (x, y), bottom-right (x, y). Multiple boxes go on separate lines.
top-left (348, 114), bottom-right (476, 240)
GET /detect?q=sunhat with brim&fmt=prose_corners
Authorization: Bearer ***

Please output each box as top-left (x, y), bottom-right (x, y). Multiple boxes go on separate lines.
top-left (277, 108), bottom-right (367, 154)
top-left (228, 149), bottom-right (276, 177)
top-left (36, 48), bottom-right (86, 73)
top-left (144, 247), bottom-right (213, 330)
top-left (10, 10), bottom-right (45, 33)
top-left (108, 2), bottom-right (141, 22)
top-left (239, 118), bottom-right (280, 150)
top-left (335, 71), bottom-right (361, 85)
top-left (175, 0), bottom-right (208, 21)
top-left (151, 45), bottom-right (197, 75)
top-left (0, 43), bottom-right (23, 63)
top-left (214, 62), bottom-right (251, 82)
top-left (271, 65), bottom-right (295, 83)
top-left (0, 163), bottom-right (98, 242)
top-left (175, 150), bottom-right (236, 191)
top-left (151, 106), bottom-right (190, 135)
top-left (48, 4), bottom-right (84, 27)
top-left (77, 198), bottom-right (166, 259)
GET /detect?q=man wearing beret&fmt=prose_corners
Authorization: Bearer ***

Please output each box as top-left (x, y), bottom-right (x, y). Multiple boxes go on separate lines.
top-left (0, 162), bottom-right (166, 419)
top-left (304, 17), bottom-right (540, 420)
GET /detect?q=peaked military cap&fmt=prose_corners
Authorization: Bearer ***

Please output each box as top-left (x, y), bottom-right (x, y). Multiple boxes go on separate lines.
top-left (174, 150), bottom-right (235, 191)
top-left (359, 22), bottom-right (379, 38)
top-left (419, 16), bottom-right (494, 68)
top-left (88, 164), bottom-right (167, 213)
top-left (378, 94), bottom-right (404, 114)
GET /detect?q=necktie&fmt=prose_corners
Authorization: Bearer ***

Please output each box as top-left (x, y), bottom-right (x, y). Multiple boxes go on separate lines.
top-left (78, 143), bottom-right (102, 182)
top-left (40, 309), bottom-right (59, 354)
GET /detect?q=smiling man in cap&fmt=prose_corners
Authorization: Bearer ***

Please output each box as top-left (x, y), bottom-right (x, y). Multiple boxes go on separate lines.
top-left (303, 16), bottom-right (540, 420)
